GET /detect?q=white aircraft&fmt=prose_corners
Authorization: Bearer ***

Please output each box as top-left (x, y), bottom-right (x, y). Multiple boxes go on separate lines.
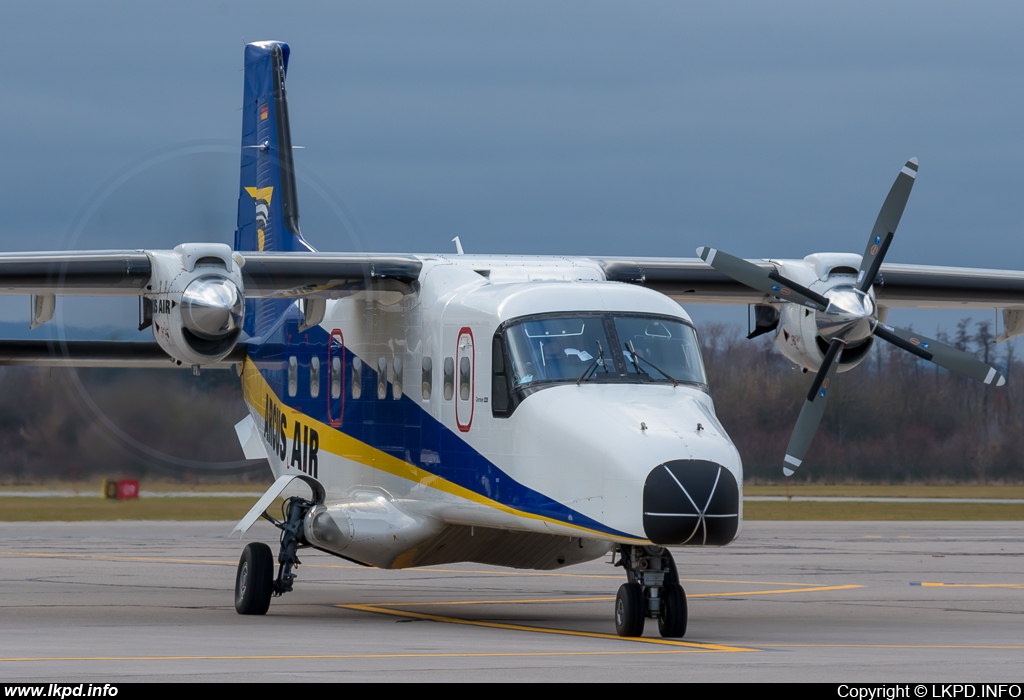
top-left (3, 41), bottom-right (1023, 638)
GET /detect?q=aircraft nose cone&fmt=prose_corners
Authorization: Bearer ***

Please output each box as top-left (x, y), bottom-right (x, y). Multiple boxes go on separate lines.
top-left (643, 460), bottom-right (739, 546)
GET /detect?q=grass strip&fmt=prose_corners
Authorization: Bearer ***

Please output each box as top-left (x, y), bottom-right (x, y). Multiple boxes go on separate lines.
top-left (745, 485), bottom-right (1024, 499)
top-left (744, 501), bottom-right (1024, 521)
top-left (0, 497), bottom-right (263, 522)
top-left (0, 496), bottom-right (1022, 522)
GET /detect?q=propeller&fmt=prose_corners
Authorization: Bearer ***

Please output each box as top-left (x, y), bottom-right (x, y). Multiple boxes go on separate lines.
top-left (697, 158), bottom-right (1007, 476)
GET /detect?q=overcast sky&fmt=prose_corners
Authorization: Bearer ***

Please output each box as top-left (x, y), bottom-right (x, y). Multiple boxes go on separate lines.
top-left (1, 1), bottom-right (1022, 332)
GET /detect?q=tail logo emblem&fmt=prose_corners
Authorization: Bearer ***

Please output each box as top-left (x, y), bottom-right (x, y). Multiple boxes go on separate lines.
top-left (245, 186), bottom-right (274, 251)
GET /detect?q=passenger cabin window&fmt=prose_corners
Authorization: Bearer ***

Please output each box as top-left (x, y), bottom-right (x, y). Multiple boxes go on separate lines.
top-left (349, 357), bottom-right (361, 399)
top-left (287, 356), bottom-right (298, 397)
top-left (443, 357), bottom-right (455, 400)
top-left (392, 357), bottom-right (403, 399)
top-left (310, 356), bottom-right (320, 398)
top-left (377, 357), bottom-right (387, 400)
top-left (459, 357), bottom-right (471, 401)
top-left (421, 357), bottom-right (432, 400)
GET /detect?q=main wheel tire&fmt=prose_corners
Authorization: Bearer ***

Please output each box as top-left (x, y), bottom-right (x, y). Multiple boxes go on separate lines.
top-left (614, 582), bottom-right (646, 637)
top-left (658, 583), bottom-right (687, 638)
top-left (235, 542), bottom-right (274, 615)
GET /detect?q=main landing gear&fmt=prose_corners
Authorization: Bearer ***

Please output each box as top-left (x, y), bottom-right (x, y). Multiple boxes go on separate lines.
top-left (613, 545), bottom-right (687, 638)
top-left (235, 496), bottom-right (315, 615)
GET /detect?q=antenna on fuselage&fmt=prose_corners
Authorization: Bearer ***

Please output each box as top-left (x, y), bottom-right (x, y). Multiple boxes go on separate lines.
top-left (452, 236), bottom-right (465, 255)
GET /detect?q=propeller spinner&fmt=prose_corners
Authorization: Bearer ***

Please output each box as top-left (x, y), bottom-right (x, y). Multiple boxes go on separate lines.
top-left (697, 158), bottom-right (1006, 476)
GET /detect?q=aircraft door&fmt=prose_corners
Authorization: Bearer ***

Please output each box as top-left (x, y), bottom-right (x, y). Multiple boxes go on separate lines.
top-left (328, 329), bottom-right (344, 427)
top-left (456, 327), bottom-right (474, 432)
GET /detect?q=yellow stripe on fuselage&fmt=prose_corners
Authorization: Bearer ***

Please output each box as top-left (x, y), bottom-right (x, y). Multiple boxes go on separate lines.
top-left (240, 358), bottom-right (646, 543)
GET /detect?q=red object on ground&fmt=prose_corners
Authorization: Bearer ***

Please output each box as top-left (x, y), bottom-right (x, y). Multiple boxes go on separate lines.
top-left (116, 480), bottom-right (139, 500)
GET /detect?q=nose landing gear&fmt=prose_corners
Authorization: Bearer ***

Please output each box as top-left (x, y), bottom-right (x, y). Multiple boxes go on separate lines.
top-left (234, 496), bottom-right (315, 615)
top-left (613, 545), bottom-right (687, 638)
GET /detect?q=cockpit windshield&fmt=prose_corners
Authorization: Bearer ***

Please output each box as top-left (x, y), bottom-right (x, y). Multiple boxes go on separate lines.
top-left (615, 316), bottom-right (706, 385)
top-left (501, 313), bottom-right (707, 389)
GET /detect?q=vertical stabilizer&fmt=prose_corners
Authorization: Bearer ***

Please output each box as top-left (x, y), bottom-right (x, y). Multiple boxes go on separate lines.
top-left (235, 41), bottom-right (312, 254)
top-left (235, 41), bottom-right (312, 338)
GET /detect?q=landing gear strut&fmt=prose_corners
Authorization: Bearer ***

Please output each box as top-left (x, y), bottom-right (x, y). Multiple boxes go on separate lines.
top-left (234, 496), bottom-right (315, 615)
top-left (612, 545), bottom-right (687, 638)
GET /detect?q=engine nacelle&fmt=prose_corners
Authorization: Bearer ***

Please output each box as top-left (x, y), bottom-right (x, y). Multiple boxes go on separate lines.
top-left (147, 243), bottom-right (245, 366)
top-left (771, 253), bottom-right (881, 373)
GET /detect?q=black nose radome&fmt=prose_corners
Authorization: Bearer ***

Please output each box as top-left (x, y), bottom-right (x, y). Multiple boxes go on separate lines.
top-left (643, 460), bottom-right (739, 546)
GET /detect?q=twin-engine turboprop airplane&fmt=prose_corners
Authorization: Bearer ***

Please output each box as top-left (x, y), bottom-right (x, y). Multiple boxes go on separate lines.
top-left (3, 41), bottom-right (1024, 638)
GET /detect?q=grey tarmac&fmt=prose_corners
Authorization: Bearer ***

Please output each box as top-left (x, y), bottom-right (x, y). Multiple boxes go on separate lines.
top-left (0, 520), bottom-right (1021, 682)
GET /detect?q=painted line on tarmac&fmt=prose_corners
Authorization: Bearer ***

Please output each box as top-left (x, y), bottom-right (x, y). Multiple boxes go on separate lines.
top-left (0, 648), bottom-right (750, 663)
top-left (336, 603), bottom-right (757, 652)
top-left (0, 551), bottom-right (237, 565)
top-left (0, 551), bottom-right (863, 597)
top-left (912, 582), bottom-right (1024, 589)
top-left (0, 551), bottom-right (837, 587)
top-left (692, 584), bottom-right (862, 598)
top-left (756, 643), bottom-right (1024, 650)
top-left (6, 641), bottom-right (1023, 663)
top-left (362, 585), bottom-right (863, 608)
top-left (336, 584), bottom-right (863, 647)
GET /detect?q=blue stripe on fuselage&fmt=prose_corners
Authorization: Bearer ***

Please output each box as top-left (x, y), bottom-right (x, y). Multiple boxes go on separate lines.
top-left (244, 304), bottom-right (637, 540)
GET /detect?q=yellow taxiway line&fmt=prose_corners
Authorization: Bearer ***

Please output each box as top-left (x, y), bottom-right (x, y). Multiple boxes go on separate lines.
top-left (0, 649), bottom-right (743, 663)
top-left (354, 585), bottom-right (863, 609)
top-left (914, 582), bottom-right (1024, 589)
top-left (6, 642), bottom-right (1024, 664)
top-left (333, 585), bottom-right (862, 651)
top-left (336, 603), bottom-right (756, 652)
top-left (0, 551), bottom-right (851, 587)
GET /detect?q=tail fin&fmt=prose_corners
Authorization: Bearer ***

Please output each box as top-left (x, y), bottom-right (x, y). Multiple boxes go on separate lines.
top-left (235, 41), bottom-right (313, 254)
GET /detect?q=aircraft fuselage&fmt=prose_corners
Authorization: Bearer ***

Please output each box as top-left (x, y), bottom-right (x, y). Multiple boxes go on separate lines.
top-left (240, 255), bottom-right (743, 570)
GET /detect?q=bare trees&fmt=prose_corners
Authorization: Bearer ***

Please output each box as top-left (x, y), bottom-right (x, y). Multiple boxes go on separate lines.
top-left (0, 320), bottom-right (1019, 484)
top-left (700, 320), bottom-right (1022, 483)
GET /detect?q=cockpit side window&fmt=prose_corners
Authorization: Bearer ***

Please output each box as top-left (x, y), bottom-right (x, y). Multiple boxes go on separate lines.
top-left (492, 334), bottom-right (512, 417)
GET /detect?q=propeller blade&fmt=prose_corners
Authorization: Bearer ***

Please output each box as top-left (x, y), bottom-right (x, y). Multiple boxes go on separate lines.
top-left (696, 247), bottom-right (829, 309)
top-left (857, 158), bottom-right (918, 292)
top-left (783, 338), bottom-right (844, 477)
top-left (874, 324), bottom-right (1006, 386)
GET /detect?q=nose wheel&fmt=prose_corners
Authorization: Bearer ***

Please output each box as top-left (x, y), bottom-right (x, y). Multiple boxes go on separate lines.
top-left (614, 582), bottom-right (646, 637)
top-left (612, 545), bottom-right (687, 638)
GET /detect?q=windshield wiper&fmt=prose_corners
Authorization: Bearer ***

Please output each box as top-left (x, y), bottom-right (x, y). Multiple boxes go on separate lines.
top-left (625, 341), bottom-right (679, 387)
top-left (577, 341), bottom-right (607, 385)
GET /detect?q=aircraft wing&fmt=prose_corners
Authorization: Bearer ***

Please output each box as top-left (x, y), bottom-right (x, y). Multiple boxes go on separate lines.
top-left (0, 339), bottom-right (246, 368)
top-left (238, 252), bottom-right (421, 297)
top-left (596, 257), bottom-right (1024, 309)
top-left (0, 248), bottom-right (422, 369)
top-left (0, 251), bottom-right (422, 298)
